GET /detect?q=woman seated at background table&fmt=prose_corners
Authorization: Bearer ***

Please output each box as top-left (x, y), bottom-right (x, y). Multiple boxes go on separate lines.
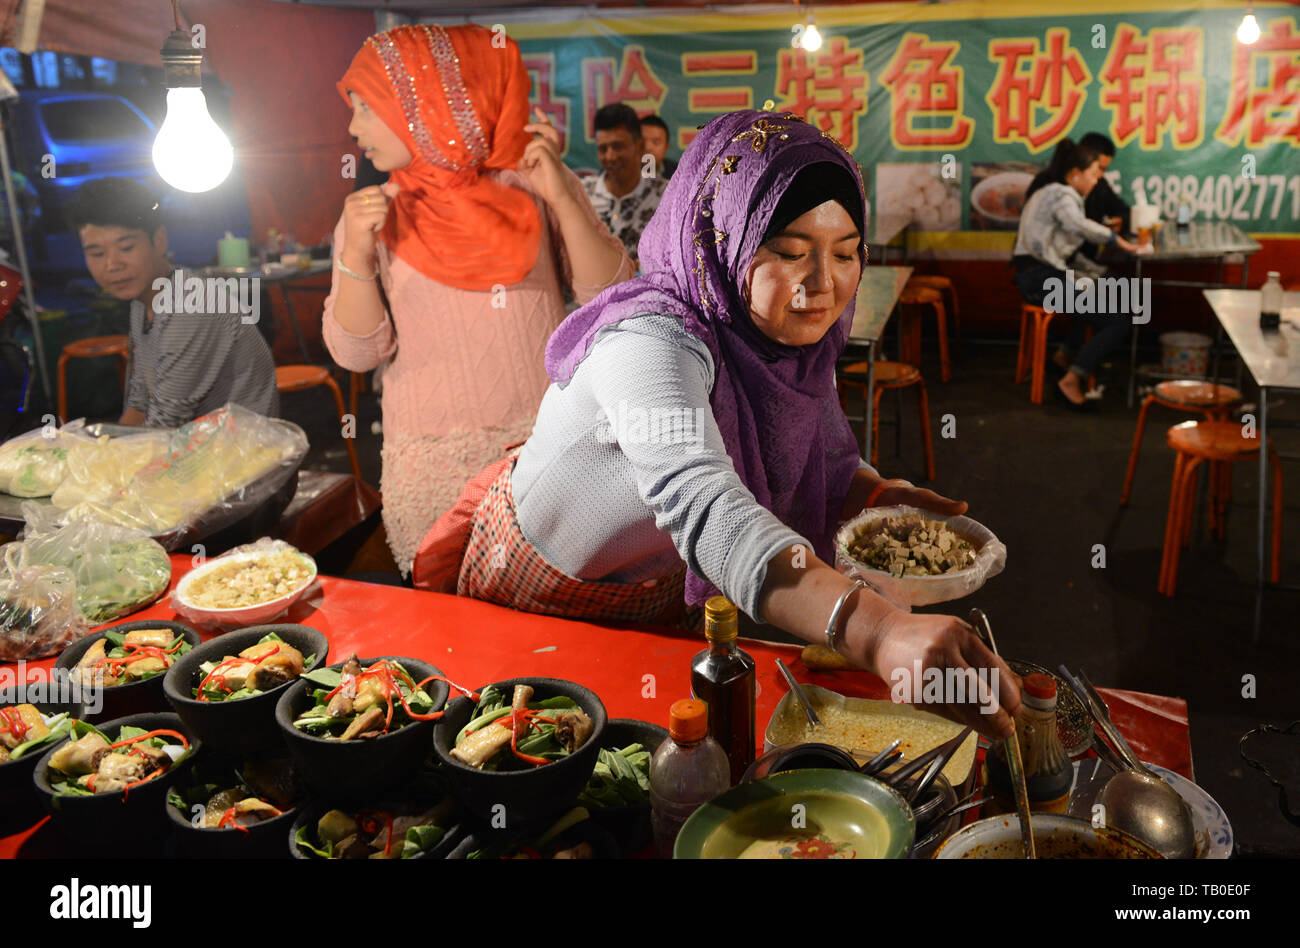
top-left (1013, 138), bottom-right (1140, 410)
top-left (434, 109), bottom-right (1020, 739)
top-left (324, 24), bottom-right (631, 576)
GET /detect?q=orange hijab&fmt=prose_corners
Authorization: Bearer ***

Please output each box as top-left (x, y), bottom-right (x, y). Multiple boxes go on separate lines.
top-left (338, 24), bottom-right (541, 290)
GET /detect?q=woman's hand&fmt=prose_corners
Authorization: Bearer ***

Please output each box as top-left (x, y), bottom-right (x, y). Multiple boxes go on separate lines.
top-left (520, 109), bottom-right (571, 211)
top-left (341, 183), bottom-right (395, 272)
top-left (1115, 235), bottom-right (1141, 253)
top-left (846, 607), bottom-right (1022, 739)
top-left (871, 479), bottom-right (968, 517)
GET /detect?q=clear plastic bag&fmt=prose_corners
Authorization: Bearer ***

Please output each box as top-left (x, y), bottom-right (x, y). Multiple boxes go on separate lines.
top-left (0, 559), bottom-right (89, 661)
top-left (7, 504), bottom-right (172, 624)
top-left (52, 404), bottom-right (307, 547)
top-left (0, 423), bottom-right (101, 498)
top-left (834, 505), bottom-right (1007, 609)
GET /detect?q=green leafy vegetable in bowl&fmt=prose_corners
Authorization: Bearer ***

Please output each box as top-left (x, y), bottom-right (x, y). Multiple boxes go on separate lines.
top-left (293, 655), bottom-right (438, 739)
top-left (450, 682), bottom-right (594, 771)
top-left (75, 627), bottom-right (192, 687)
top-left (168, 757), bottom-right (298, 830)
top-left (466, 806), bottom-right (595, 859)
top-left (193, 632), bottom-right (312, 701)
top-left (577, 743), bottom-right (651, 808)
top-left (47, 722), bottom-right (191, 795)
top-left (295, 799), bottom-right (454, 859)
top-left (0, 705), bottom-right (75, 763)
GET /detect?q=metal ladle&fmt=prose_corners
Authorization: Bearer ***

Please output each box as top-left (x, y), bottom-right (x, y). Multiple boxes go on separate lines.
top-left (1059, 665), bottom-right (1196, 859)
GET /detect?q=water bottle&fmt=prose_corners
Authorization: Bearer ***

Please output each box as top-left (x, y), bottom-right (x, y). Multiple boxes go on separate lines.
top-left (649, 698), bottom-right (731, 858)
top-left (1260, 271), bottom-right (1283, 330)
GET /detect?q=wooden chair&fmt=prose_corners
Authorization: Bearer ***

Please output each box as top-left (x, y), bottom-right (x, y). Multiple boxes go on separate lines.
top-left (1014, 304), bottom-right (1056, 404)
top-left (275, 365), bottom-right (362, 482)
top-left (838, 360), bottom-right (935, 480)
top-left (58, 334), bottom-right (129, 422)
top-left (1158, 420), bottom-right (1282, 596)
top-left (1121, 380), bottom-right (1242, 506)
top-left (897, 284), bottom-right (951, 382)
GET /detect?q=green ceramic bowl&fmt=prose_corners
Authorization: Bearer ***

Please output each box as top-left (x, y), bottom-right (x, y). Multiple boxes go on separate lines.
top-left (674, 769), bottom-right (915, 859)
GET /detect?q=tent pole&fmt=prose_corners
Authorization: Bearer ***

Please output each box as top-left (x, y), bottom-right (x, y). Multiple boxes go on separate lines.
top-left (0, 105), bottom-right (52, 406)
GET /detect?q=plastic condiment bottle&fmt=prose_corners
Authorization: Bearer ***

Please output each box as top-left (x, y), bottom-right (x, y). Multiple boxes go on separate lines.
top-left (649, 698), bottom-right (731, 858)
top-left (985, 673), bottom-right (1074, 814)
top-left (690, 596), bottom-right (756, 785)
top-left (1260, 271), bottom-right (1284, 330)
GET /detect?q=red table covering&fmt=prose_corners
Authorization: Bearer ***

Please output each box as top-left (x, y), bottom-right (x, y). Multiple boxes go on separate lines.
top-left (1, 555), bottom-right (1191, 858)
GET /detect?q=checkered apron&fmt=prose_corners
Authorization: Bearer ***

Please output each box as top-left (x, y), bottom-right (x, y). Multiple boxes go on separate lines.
top-left (457, 458), bottom-right (700, 630)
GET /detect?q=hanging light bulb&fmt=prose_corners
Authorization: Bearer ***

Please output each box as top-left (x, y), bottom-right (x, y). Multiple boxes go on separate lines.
top-left (152, 29), bottom-right (233, 193)
top-left (1237, 9), bottom-right (1261, 45)
top-left (801, 16), bottom-right (824, 52)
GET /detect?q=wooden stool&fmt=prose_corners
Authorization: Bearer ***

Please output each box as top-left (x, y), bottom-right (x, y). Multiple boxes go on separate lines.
top-left (1014, 304), bottom-right (1056, 404)
top-left (905, 274), bottom-right (961, 342)
top-left (839, 360), bottom-right (935, 480)
top-left (1121, 380), bottom-right (1242, 506)
top-left (57, 334), bottom-right (129, 422)
top-left (1159, 420), bottom-right (1282, 596)
top-left (898, 284), bottom-right (950, 382)
top-left (276, 365), bottom-right (362, 482)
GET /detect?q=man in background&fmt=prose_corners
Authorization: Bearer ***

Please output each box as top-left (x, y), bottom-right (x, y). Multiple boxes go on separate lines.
top-left (1079, 132), bottom-right (1130, 235)
top-left (72, 178), bottom-right (278, 428)
top-left (581, 103), bottom-right (667, 268)
top-left (639, 114), bottom-right (677, 179)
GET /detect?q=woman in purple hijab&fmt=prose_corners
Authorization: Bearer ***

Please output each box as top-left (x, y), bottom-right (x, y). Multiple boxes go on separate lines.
top-left (445, 109), bottom-right (1019, 739)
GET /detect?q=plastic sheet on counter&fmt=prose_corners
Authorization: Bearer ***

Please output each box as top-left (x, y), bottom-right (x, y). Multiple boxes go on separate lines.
top-left (834, 505), bottom-right (1006, 609)
top-left (3, 504), bottom-right (171, 624)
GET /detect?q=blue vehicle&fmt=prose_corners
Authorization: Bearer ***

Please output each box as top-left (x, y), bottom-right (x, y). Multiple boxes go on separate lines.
top-left (8, 90), bottom-right (251, 272)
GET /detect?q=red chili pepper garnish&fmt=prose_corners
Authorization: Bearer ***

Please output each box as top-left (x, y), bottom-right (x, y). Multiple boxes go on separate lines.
top-left (86, 773), bottom-right (97, 792)
top-left (357, 810), bottom-right (395, 856)
top-left (415, 674), bottom-right (479, 702)
top-left (504, 708), bottom-right (552, 767)
top-left (0, 707), bottom-right (30, 742)
top-left (325, 663), bottom-right (438, 734)
top-left (217, 807), bottom-right (252, 834)
top-left (196, 646), bottom-right (280, 701)
top-left (109, 729), bottom-right (190, 750)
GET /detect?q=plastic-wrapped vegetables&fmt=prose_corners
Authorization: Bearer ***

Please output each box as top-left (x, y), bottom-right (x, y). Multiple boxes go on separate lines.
top-left (0, 558), bottom-right (89, 661)
top-left (0, 426), bottom-right (103, 498)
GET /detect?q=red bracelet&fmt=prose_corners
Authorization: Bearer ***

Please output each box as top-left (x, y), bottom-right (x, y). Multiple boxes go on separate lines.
top-left (864, 478), bottom-right (912, 509)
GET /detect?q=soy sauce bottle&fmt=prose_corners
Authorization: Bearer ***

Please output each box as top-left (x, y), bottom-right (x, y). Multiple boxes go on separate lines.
top-left (690, 596), bottom-right (756, 785)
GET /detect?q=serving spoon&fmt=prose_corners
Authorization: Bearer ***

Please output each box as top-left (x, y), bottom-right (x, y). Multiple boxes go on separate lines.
top-left (1059, 665), bottom-right (1195, 859)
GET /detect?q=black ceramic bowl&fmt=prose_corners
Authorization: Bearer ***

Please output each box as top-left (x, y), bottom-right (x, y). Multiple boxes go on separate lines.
top-left (165, 751), bottom-right (302, 859)
top-left (163, 624), bottom-right (328, 754)
top-left (0, 701), bottom-right (80, 833)
top-left (433, 677), bottom-right (607, 826)
top-left (54, 621), bottom-right (200, 722)
top-left (583, 718), bottom-right (666, 857)
top-left (288, 775), bottom-right (463, 860)
top-left (447, 811), bottom-right (621, 859)
top-left (275, 655), bottom-right (448, 801)
top-left (31, 712), bottom-right (200, 851)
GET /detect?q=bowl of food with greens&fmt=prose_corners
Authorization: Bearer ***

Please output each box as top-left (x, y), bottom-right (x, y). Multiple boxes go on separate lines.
top-left (165, 752), bottom-right (301, 858)
top-left (55, 620), bottom-right (198, 722)
top-left (433, 677), bottom-right (606, 825)
top-left (163, 623), bottom-right (327, 753)
top-left (32, 711), bottom-right (199, 848)
top-left (0, 701), bottom-right (79, 829)
top-left (275, 654), bottom-right (451, 800)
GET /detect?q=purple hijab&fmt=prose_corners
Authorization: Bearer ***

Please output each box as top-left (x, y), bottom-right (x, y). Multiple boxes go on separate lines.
top-left (546, 109), bottom-right (865, 605)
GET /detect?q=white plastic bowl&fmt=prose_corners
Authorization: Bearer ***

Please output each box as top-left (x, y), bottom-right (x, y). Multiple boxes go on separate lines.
top-left (835, 505), bottom-right (1006, 608)
top-left (172, 549), bottom-right (317, 630)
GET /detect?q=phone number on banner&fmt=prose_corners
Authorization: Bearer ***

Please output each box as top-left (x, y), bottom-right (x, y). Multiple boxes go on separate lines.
top-left (1128, 174), bottom-right (1300, 225)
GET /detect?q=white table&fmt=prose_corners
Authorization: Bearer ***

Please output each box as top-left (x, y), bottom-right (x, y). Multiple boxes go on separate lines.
top-left (1203, 288), bottom-right (1300, 643)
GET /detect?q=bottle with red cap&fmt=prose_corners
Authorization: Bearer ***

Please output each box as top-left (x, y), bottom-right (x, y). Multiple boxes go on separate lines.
top-left (649, 698), bottom-right (731, 858)
top-left (985, 673), bottom-right (1074, 813)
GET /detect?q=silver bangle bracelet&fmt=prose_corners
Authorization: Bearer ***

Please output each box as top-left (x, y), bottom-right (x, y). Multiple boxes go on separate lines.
top-left (337, 258), bottom-right (376, 281)
top-left (825, 579), bottom-right (868, 653)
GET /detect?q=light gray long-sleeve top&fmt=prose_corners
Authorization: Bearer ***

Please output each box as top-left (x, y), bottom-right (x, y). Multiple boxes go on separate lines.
top-left (512, 313), bottom-right (871, 619)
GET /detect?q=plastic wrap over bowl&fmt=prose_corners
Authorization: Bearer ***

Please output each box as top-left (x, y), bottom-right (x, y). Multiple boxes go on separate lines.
top-left (835, 505), bottom-right (1006, 608)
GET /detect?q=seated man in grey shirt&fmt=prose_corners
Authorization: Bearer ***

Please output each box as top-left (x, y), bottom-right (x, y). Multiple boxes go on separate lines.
top-left (71, 178), bottom-right (278, 428)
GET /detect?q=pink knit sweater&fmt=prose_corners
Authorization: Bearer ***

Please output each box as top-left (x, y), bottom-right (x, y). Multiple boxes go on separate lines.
top-left (322, 167), bottom-right (632, 573)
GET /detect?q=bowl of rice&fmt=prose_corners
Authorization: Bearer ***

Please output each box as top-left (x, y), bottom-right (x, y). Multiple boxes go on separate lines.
top-left (172, 542), bottom-right (318, 631)
top-left (835, 505), bottom-right (1005, 607)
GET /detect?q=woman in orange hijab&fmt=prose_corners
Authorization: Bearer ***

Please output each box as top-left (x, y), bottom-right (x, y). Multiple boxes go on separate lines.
top-left (325, 24), bottom-right (632, 576)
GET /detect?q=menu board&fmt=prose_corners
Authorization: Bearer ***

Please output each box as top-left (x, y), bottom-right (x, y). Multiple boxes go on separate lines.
top-left (504, 1), bottom-right (1300, 238)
